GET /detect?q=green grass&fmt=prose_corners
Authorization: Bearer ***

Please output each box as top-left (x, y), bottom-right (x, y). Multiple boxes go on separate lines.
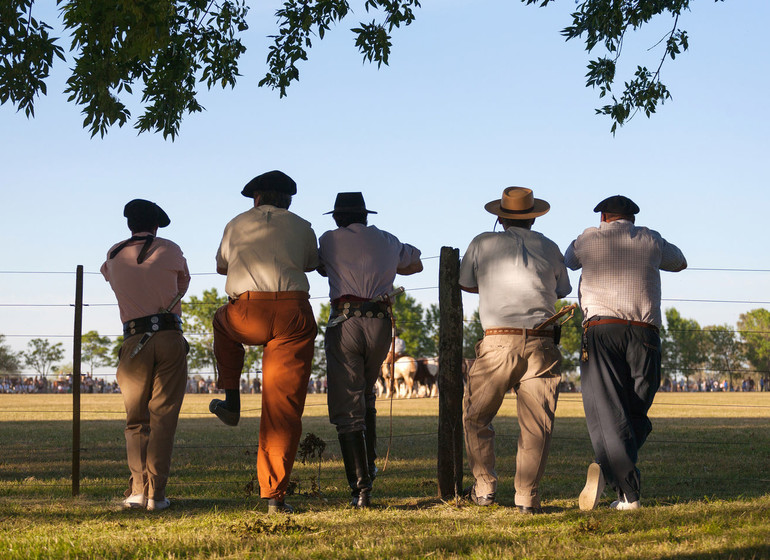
top-left (1, 392), bottom-right (769, 559)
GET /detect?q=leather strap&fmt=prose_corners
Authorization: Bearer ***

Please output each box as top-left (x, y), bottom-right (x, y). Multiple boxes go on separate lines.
top-left (484, 327), bottom-right (555, 338)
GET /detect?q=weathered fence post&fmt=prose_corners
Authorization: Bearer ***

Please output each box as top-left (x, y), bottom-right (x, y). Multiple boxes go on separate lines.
top-left (437, 247), bottom-right (463, 499)
top-left (72, 265), bottom-right (83, 496)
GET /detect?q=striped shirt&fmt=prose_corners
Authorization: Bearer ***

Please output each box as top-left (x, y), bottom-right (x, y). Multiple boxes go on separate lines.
top-left (564, 220), bottom-right (687, 327)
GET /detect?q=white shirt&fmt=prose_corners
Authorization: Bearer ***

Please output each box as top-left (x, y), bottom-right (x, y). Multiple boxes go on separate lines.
top-left (318, 223), bottom-right (421, 300)
top-left (216, 205), bottom-right (318, 297)
top-left (460, 227), bottom-right (571, 330)
top-left (564, 219), bottom-right (687, 327)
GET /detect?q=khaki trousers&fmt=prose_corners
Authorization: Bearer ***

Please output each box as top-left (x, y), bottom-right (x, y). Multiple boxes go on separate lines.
top-left (213, 291), bottom-right (316, 499)
top-left (463, 333), bottom-right (561, 508)
top-left (116, 330), bottom-right (188, 500)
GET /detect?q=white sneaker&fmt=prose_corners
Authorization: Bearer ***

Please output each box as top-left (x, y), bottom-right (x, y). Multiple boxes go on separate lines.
top-left (122, 494), bottom-right (147, 510)
top-left (578, 463), bottom-right (606, 511)
top-left (147, 498), bottom-right (170, 511)
top-left (610, 497), bottom-right (641, 510)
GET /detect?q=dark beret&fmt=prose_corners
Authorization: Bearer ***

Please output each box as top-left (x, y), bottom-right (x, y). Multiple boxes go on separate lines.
top-left (241, 170), bottom-right (297, 197)
top-left (123, 199), bottom-right (170, 227)
top-left (594, 195), bottom-right (640, 215)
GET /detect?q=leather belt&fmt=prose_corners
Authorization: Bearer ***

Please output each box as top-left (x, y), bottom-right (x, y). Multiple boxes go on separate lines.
top-left (331, 300), bottom-right (391, 320)
top-left (584, 318), bottom-right (659, 334)
top-left (484, 327), bottom-right (555, 339)
top-left (123, 313), bottom-right (183, 337)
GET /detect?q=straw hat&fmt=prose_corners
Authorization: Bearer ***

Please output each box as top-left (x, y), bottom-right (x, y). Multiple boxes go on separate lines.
top-left (484, 187), bottom-right (550, 219)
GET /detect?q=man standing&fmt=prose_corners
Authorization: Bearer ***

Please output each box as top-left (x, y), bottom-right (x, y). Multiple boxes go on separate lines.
top-left (101, 199), bottom-right (190, 511)
top-left (210, 170), bottom-right (318, 514)
top-left (460, 187), bottom-right (571, 514)
top-left (566, 195), bottom-right (687, 511)
top-left (318, 192), bottom-right (422, 508)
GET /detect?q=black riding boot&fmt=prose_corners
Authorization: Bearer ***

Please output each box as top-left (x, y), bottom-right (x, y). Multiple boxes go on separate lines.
top-left (364, 407), bottom-right (378, 481)
top-left (338, 431), bottom-right (372, 508)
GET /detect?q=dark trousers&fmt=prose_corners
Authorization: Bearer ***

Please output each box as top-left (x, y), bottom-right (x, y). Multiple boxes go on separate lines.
top-left (580, 322), bottom-right (661, 503)
top-left (325, 316), bottom-right (391, 434)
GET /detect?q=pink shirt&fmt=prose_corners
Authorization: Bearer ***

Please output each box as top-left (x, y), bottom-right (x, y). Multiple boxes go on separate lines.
top-left (101, 233), bottom-right (191, 323)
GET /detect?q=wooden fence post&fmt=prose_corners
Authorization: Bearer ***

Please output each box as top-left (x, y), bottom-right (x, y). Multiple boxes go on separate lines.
top-left (437, 247), bottom-right (463, 499)
top-left (72, 265), bottom-right (83, 496)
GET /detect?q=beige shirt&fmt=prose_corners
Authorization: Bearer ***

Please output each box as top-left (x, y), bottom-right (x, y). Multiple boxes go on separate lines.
top-left (216, 205), bottom-right (318, 297)
top-left (101, 233), bottom-right (191, 323)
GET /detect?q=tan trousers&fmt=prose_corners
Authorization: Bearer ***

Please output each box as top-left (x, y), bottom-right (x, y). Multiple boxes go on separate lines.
top-left (463, 333), bottom-right (561, 508)
top-left (213, 291), bottom-right (316, 499)
top-left (116, 330), bottom-right (188, 500)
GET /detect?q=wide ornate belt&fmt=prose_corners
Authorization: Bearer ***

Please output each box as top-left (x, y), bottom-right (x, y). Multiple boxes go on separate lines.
top-left (123, 313), bottom-right (182, 337)
top-left (484, 327), bottom-right (555, 339)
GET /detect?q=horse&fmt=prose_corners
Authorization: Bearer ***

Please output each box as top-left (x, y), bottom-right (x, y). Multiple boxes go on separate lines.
top-left (380, 355), bottom-right (418, 398)
top-left (414, 357), bottom-right (439, 397)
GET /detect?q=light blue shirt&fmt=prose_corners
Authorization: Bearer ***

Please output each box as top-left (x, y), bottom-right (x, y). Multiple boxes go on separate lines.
top-left (460, 227), bottom-right (571, 330)
top-left (319, 224), bottom-right (421, 300)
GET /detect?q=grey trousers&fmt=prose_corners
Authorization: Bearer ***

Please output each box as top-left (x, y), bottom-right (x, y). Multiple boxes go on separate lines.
top-left (580, 322), bottom-right (661, 503)
top-left (325, 316), bottom-right (391, 434)
top-left (463, 333), bottom-right (561, 508)
top-left (116, 330), bottom-right (188, 500)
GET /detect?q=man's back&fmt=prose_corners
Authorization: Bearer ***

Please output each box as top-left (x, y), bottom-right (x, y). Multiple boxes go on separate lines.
top-left (565, 220), bottom-right (686, 326)
top-left (319, 223), bottom-right (420, 300)
top-left (216, 205), bottom-right (318, 296)
top-left (460, 227), bottom-right (570, 329)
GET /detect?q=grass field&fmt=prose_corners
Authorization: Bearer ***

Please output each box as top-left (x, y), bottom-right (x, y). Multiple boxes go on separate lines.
top-left (1, 391), bottom-right (769, 559)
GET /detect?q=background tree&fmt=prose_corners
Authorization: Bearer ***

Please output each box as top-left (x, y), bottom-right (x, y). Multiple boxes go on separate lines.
top-left (1, 0), bottom-right (716, 136)
top-left (81, 330), bottom-right (112, 375)
top-left (23, 338), bottom-right (64, 378)
top-left (661, 307), bottom-right (705, 388)
top-left (555, 299), bottom-right (583, 377)
top-left (702, 325), bottom-right (745, 390)
top-left (312, 302), bottom-right (331, 379)
top-left (462, 309), bottom-right (484, 360)
top-left (391, 292), bottom-right (435, 357)
top-left (0, 334), bottom-right (21, 374)
top-left (737, 309), bottom-right (770, 390)
top-left (183, 289), bottom-right (228, 376)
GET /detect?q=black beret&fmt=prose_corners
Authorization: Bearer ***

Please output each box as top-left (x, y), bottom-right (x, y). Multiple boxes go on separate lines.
top-left (123, 199), bottom-right (170, 227)
top-left (593, 195), bottom-right (640, 215)
top-left (241, 170), bottom-right (297, 197)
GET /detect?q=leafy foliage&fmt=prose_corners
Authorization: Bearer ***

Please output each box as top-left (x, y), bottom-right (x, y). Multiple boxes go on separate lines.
top-left (183, 288), bottom-right (228, 374)
top-left (737, 309), bottom-right (770, 379)
top-left (259, 0), bottom-right (421, 96)
top-left (0, 0), bottom-right (65, 117)
top-left (81, 330), bottom-right (112, 375)
top-left (0, 334), bottom-right (21, 374)
top-left (661, 307), bottom-right (705, 384)
top-left (1, 0), bottom-right (723, 135)
top-left (523, 0), bottom-right (717, 133)
top-left (22, 337), bottom-right (64, 377)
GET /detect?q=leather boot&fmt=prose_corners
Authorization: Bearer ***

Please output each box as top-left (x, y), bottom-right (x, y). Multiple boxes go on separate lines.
top-left (338, 431), bottom-right (372, 508)
top-left (364, 407), bottom-right (378, 481)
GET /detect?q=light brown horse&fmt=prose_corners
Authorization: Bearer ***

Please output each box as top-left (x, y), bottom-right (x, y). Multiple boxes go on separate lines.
top-left (380, 356), bottom-right (418, 398)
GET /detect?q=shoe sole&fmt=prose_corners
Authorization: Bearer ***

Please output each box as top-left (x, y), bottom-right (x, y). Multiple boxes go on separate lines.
top-left (579, 463), bottom-right (606, 511)
top-left (209, 400), bottom-right (239, 426)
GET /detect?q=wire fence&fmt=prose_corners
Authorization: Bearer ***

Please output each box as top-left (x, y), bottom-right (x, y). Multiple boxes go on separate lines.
top-left (2, 264), bottom-right (770, 498)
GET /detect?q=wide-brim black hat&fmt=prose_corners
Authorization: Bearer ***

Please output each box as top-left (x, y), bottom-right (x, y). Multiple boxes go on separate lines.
top-left (241, 170), bottom-right (297, 197)
top-left (123, 199), bottom-right (170, 227)
top-left (323, 192), bottom-right (377, 215)
top-left (594, 195), bottom-right (640, 215)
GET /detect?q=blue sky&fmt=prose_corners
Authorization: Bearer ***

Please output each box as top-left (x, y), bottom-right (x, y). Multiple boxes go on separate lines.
top-left (1, 1), bottom-right (768, 373)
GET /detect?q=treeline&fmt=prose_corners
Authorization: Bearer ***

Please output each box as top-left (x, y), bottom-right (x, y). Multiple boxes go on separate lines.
top-left (2, 291), bottom-right (769, 390)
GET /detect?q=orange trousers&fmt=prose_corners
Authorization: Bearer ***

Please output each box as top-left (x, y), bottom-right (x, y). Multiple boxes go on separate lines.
top-left (213, 291), bottom-right (316, 499)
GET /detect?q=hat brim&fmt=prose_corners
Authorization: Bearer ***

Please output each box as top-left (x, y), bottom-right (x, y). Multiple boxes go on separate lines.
top-left (484, 198), bottom-right (550, 219)
top-left (323, 208), bottom-right (378, 215)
